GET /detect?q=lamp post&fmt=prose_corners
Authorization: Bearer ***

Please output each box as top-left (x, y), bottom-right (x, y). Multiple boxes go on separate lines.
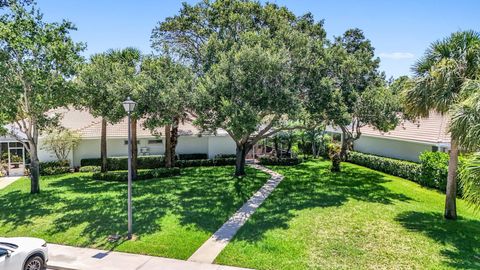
top-left (123, 96), bottom-right (136, 239)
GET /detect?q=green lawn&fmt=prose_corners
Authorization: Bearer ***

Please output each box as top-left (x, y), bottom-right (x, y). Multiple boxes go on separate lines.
top-left (0, 166), bottom-right (269, 259)
top-left (216, 160), bottom-right (480, 270)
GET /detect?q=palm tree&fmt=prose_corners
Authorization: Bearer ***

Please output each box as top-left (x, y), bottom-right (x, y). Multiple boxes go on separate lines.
top-left (404, 31), bottom-right (480, 219)
top-left (450, 81), bottom-right (480, 211)
top-left (460, 153), bottom-right (480, 211)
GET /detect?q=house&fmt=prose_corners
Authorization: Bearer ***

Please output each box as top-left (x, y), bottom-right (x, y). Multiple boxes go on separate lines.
top-left (0, 108), bottom-right (236, 176)
top-left (327, 112), bottom-right (451, 162)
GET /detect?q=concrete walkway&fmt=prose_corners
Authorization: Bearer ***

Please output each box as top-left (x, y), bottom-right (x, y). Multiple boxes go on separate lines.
top-left (0, 176), bottom-right (21, 190)
top-left (188, 164), bottom-right (284, 263)
top-left (47, 243), bottom-right (253, 270)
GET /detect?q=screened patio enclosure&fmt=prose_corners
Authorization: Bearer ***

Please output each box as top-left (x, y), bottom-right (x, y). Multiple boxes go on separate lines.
top-left (0, 137), bottom-right (28, 177)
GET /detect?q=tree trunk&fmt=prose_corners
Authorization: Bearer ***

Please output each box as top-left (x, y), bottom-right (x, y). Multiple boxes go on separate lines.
top-left (29, 145), bottom-right (40, 194)
top-left (164, 125), bottom-right (172, 168)
top-left (235, 143), bottom-right (250, 176)
top-left (101, 118), bottom-right (108, 172)
top-left (170, 118), bottom-right (179, 167)
top-left (445, 139), bottom-right (458, 220)
top-left (287, 141), bottom-right (292, 158)
top-left (131, 117), bottom-right (138, 179)
top-left (340, 132), bottom-right (349, 161)
top-left (273, 137), bottom-right (280, 158)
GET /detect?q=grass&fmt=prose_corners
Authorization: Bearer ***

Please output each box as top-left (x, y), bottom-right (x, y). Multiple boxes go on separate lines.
top-left (216, 160), bottom-right (480, 270)
top-left (0, 166), bottom-right (269, 259)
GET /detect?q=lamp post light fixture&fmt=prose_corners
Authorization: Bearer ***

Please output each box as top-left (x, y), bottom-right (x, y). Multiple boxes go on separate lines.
top-left (123, 96), bottom-right (136, 239)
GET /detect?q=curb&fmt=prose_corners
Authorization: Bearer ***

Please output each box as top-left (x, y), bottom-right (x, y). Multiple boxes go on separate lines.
top-left (47, 264), bottom-right (78, 270)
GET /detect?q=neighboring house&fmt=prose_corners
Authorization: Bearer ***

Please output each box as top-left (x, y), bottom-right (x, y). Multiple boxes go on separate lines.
top-left (327, 112), bottom-right (451, 162)
top-left (0, 108), bottom-right (236, 176)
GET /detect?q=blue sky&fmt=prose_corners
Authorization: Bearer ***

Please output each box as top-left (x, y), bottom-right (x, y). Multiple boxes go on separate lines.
top-left (37, 0), bottom-right (479, 78)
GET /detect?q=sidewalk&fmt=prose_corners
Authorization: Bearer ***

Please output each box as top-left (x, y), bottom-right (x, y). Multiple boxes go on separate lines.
top-left (47, 243), bottom-right (253, 270)
top-left (0, 176), bottom-right (21, 190)
top-left (188, 164), bottom-right (284, 263)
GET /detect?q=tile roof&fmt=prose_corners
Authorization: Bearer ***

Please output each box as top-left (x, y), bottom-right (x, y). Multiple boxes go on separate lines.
top-left (327, 112), bottom-right (451, 145)
top-left (54, 108), bottom-right (224, 139)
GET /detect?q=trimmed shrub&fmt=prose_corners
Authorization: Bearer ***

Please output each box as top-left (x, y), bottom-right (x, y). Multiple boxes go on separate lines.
top-left (419, 151), bottom-right (449, 191)
top-left (81, 155), bottom-right (237, 170)
top-left (41, 166), bottom-right (71, 175)
top-left (79, 166), bottom-right (101, 173)
top-left (215, 154), bottom-right (236, 159)
top-left (347, 151), bottom-right (422, 182)
top-left (81, 155), bottom-right (165, 170)
top-left (258, 157), bottom-right (303, 166)
top-left (178, 153), bottom-right (208, 160)
top-left (213, 157), bottom-right (237, 166)
top-left (92, 167), bottom-right (180, 182)
top-left (39, 160), bottom-right (71, 175)
top-left (175, 158), bottom-right (236, 167)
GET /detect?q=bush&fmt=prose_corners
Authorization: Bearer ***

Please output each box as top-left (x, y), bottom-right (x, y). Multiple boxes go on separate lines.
top-left (213, 157), bottom-right (237, 166)
top-left (258, 157), bottom-right (303, 166)
top-left (347, 151), bottom-right (422, 183)
top-left (79, 166), bottom-right (101, 173)
top-left (419, 151), bottom-right (449, 191)
top-left (92, 167), bottom-right (180, 182)
top-left (327, 142), bottom-right (341, 172)
top-left (81, 155), bottom-right (238, 170)
top-left (175, 158), bottom-right (236, 167)
top-left (215, 154), bottom-right (236, 159)
top-left (81, 155), bottom-right (165, 170)
top-left (39, 160), bottom-right (71, 175)
top-left (178, 153), bottom-right (208, 160)
top-left (41, 166), bottom-right (71, 175)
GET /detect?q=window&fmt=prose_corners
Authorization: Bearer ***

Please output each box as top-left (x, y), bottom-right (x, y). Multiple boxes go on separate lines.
top-left (148, 139), bottom-right (162, 145)
top-left (124, 140), bottom-right (140, 145)
top-left (0, 248), bottom-right (8, 257)
top-left (432, 146), bottom-right (439, 152)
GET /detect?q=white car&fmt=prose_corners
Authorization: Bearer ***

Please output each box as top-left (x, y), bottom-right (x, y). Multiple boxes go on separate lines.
top-left (0, 237), bottom-right (48, 270)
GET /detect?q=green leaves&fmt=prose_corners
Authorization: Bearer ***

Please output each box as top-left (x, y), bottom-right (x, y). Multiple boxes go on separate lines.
top-left (460, 153), bottom-right (480, 211)
top-left (139, 55), bottom-right (194, 130)
top-left (405, 30), bottom-right (480, 117)
top-left (77, 47), bottom-right (142, 123)
top-left (195, 43), bottom-right (298, 137)
top-left (0, 2), bottom-right (85, 125)
top-left (449, 80), bottom-right (480, 151)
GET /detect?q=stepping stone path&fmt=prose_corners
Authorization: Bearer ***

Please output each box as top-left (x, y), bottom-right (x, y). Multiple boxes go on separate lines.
top-left (188, 164), bottom-right (284, 263)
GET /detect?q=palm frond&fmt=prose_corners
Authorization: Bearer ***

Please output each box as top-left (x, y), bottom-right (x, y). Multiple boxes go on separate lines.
top-left (460, 153), bottom-right (480, 212)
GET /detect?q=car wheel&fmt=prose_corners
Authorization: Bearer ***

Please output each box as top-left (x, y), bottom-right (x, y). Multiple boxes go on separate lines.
top-left (24, 255), bottom-right (44, 270)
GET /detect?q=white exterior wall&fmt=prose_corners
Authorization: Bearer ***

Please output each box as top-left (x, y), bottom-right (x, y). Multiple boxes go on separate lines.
top-left (353, 135), bottom-right (433, 162)
top-left (37, 138), bottom-right (74, 166)
top-left (207, 136), bottom-right (236, 158)
top-left (66, 135), bottom-right (235, 167)
top-left (176, 136), bottom-right (209, 154)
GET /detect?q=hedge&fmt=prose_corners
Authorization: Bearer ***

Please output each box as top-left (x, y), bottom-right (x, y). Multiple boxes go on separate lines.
top-left (178, 153), bottom-right (208, 160)
top-left (92, 167), bottom-right (181, 182)
top-left (39, 160), bottom-right (71, 175)
top-left (79, 166), bottom-right (101, 173)
top-left (215, 154), bottom-right (236, 159)
top-left (176, 157), bottom-right (236, 167)
top-left (347, 151), bottom-right (422, 183)
top-left (81, 155), bottom-right (236, 170)
top-left (419, 151), bottom-right (449, 191)
top-left (81, 155), bottom-right (165, 170)
top-left (258, 157), bottom-right (303, 166)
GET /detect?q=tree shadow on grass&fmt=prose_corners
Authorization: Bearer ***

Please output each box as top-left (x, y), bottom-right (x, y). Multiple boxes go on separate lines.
top-left (232, 161), bottom-right (412, 242)
top-left (0, 166), bottom-right (269, 248)
top-left (175, 166), bottom-right (269, 233)
top-left (395, 211), bottom-right (480, 269)
top-left (0, 189), bottom-right (60, 231)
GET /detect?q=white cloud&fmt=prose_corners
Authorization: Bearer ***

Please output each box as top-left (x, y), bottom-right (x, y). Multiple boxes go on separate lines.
top-left (378, 52), bottom-right (415, 60)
